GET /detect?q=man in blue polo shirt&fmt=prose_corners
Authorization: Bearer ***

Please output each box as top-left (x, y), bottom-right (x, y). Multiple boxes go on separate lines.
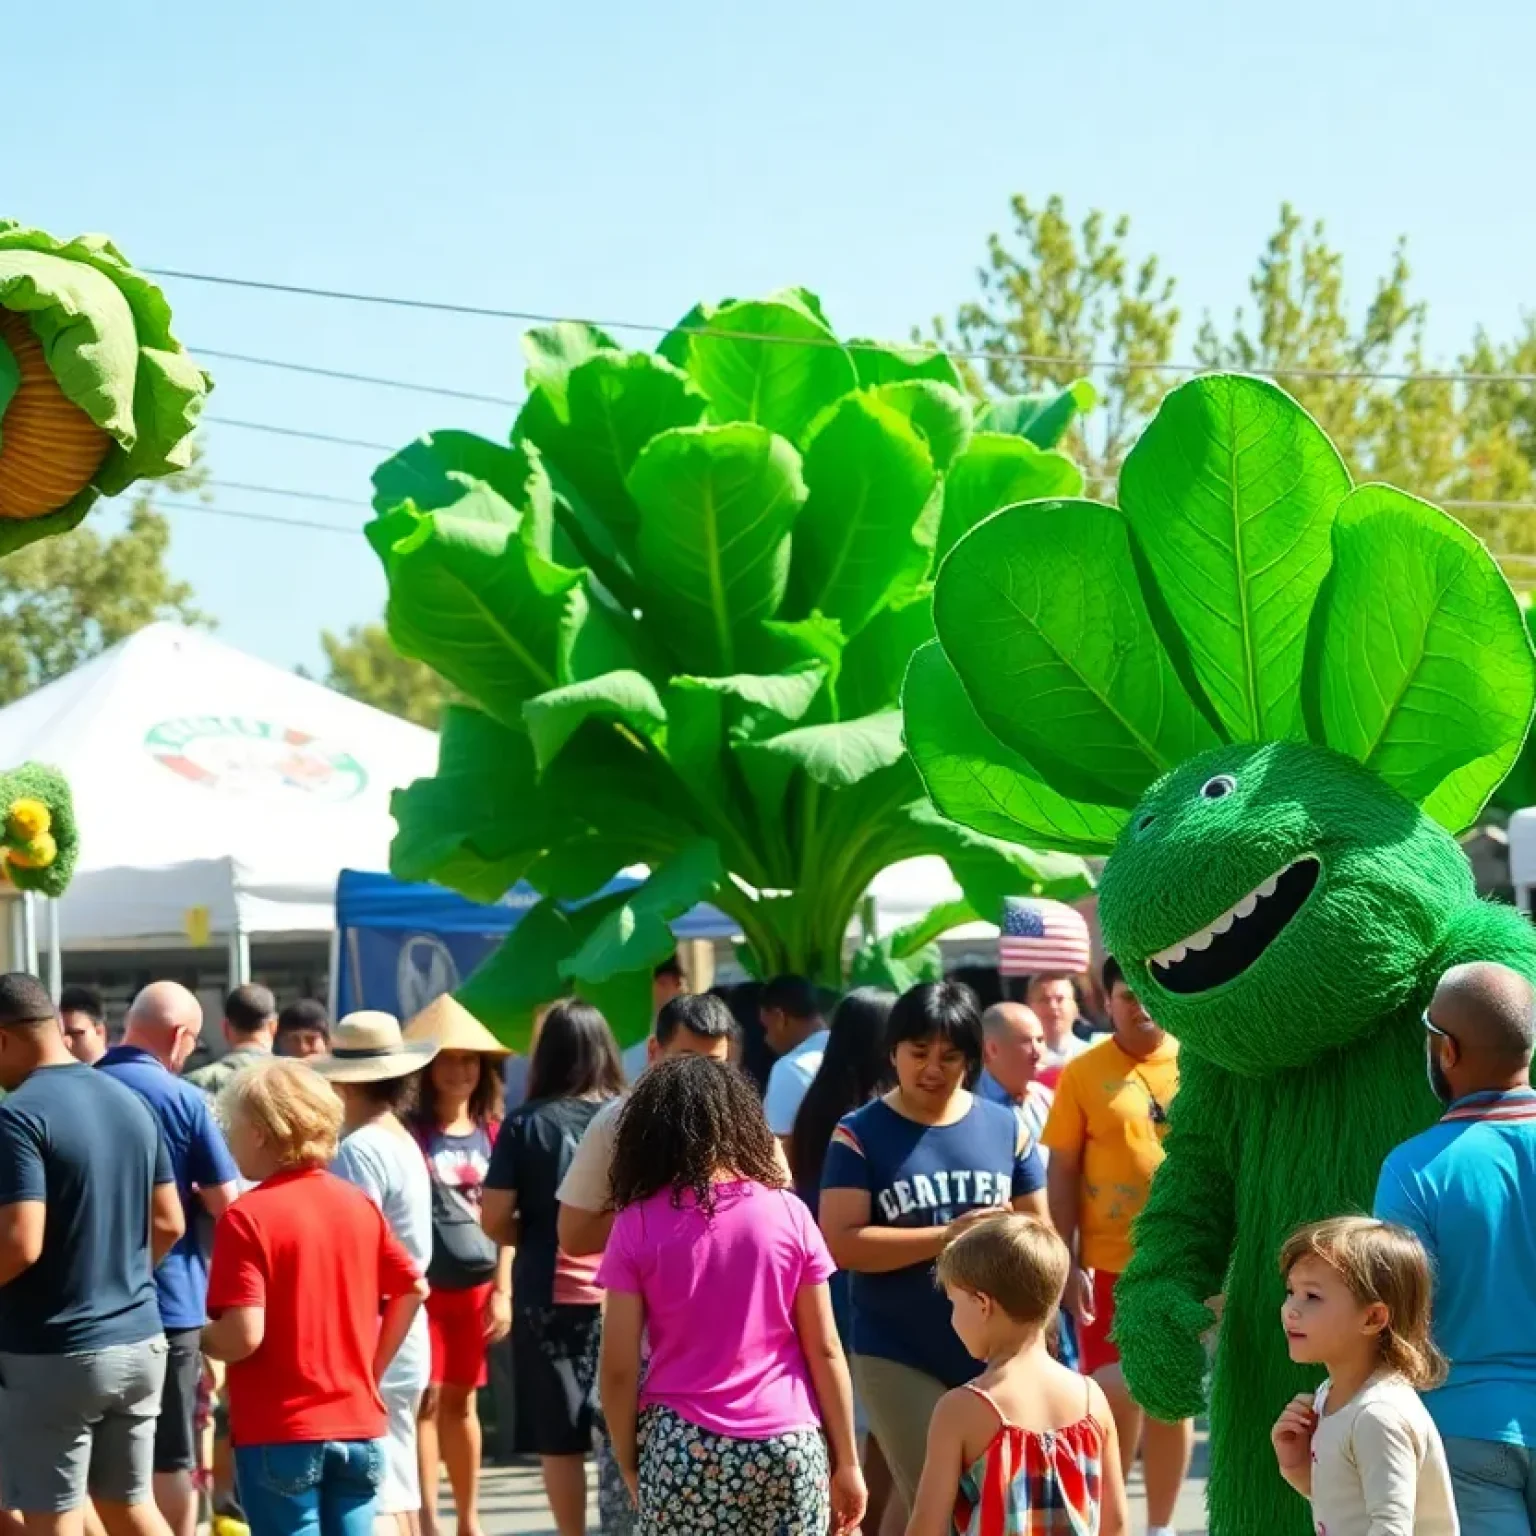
top-left (99, 982), bottom-right (239, 1536)
top-left (1375, 960), bottom-right (1536, 1533)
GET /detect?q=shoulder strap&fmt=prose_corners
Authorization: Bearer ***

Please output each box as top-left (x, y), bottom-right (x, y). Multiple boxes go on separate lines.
top-left (961, 1382), bottom-right (1009, 1428)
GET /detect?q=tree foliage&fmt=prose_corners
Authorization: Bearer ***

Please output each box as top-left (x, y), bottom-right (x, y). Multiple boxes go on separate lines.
top-left (319, 621), bottom-right (453, 728)
top-left (941, 198), bottom-right (1536, 576)
top-left (0, 462), bottom-right (208, 706)
top-left (371, 292), bottom-right (1097, 1046)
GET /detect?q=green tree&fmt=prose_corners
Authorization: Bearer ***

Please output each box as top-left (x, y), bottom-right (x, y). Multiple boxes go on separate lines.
top-left (0, 470), bottom-right (209, 705)
top-left (935, 194), bottom-right (1181, 483)
top-left (319, 621), bottom-right (453, 728)
top-left (946, 199), bottom-right (1536, 576)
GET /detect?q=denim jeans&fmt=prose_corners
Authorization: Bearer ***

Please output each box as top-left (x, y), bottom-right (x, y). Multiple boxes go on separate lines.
top-left (1444, 1435), bottom-right (1536, 1534)
top-left (233, 1440), bottom-right (382, 1536)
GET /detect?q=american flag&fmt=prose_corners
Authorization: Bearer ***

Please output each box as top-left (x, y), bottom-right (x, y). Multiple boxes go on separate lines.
top-left (998, 897), bottom-right (1091, 977)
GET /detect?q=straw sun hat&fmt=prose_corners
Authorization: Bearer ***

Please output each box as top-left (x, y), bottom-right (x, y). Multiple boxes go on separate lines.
top-left (403, 994), bottom-right (511, 1058)
top-left (310, 1010), bottom-right (441, 1084)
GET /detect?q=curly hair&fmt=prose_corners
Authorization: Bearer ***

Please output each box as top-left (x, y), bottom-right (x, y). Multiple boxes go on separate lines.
top-left (609, 1056), bottom-right (785, 1216)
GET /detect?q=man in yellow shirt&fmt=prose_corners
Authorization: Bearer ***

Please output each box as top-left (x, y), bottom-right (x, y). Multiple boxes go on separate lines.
top-left (1042, 957), bottom-right (1192, 1536)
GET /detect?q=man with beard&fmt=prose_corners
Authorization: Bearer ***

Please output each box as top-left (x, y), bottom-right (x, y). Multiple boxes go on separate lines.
top-left (1376, 961), bottom-right (1536, 1531)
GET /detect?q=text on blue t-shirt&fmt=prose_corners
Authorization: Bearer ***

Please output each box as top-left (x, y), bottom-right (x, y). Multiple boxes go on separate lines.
top-left (820, 1093), bottom-right (1044, 1388)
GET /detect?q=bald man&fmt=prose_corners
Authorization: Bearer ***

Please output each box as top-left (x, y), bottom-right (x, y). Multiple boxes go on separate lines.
top-left (978, 1002), bottom-right (1055, 1154)
top-left (99, 984), bottom-right (240, 1536)
top-left (1376, 961), bottom-right (1536, 1531)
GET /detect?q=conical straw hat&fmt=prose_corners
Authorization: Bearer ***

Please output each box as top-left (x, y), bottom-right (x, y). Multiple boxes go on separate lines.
top-left (403, 993), bottom-right (510, 1057)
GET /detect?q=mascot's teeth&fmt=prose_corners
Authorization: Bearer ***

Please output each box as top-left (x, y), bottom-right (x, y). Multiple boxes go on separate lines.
top-left (1149, 859), bottom-right (1304, 970)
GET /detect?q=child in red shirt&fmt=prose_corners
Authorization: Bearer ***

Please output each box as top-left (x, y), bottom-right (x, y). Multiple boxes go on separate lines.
top-left (203, 1060), bottom-right (427, 1536)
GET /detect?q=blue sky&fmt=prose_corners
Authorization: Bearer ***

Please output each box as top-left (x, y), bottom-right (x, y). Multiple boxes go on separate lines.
top-left (10, 0), bottom-right (1534, 675)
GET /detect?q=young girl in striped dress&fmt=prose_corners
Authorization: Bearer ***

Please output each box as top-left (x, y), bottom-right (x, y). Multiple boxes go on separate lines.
top-left (906, 1214), bottom-right (1128, 1535)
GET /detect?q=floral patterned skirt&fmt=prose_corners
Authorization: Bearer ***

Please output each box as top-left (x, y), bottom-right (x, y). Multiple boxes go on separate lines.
top-left (635, 1404), bottom-right (829, 1535)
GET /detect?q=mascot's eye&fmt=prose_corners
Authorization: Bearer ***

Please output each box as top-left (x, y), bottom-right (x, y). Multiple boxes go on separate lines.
top-left (1201, 775), bottom-right (1237, 800)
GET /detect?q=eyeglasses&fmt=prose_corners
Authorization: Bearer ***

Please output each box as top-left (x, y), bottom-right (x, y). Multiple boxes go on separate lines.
top-left (1422, 1009), bottom-right (1454, 1043)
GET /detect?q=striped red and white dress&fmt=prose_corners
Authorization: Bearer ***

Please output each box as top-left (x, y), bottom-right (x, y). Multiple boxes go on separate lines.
top-left (952, 1382), bottom-right (1104, 1535)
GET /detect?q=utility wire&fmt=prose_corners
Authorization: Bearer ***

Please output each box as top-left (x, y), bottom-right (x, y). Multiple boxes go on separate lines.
top-left (192, 346), bottom-right (523, 407)
top-left (156, 496), bottom-right (358, 536)
top-left (202, 415), bottom-right (395, 451)
top-left (151, 264), bottom-right (1536, 387)
top-left (206, 478), bottom-right (369, 509)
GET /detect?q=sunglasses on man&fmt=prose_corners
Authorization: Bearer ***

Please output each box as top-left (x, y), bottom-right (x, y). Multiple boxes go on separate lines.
top-left (1422, 1008), bottom-right (1455, 1044)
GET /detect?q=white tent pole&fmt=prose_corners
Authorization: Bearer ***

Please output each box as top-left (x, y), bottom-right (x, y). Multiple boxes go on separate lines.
top-left (327, 928), bottom-right (341, 1016)
top-left (228, 921), bottom-right (252, 987)
top-left (45, 898), bottom-right (62, 1001)
top-left (6, 898), bottom-right (22, 973)
top-left (20, 893), bottom-right (39, 977)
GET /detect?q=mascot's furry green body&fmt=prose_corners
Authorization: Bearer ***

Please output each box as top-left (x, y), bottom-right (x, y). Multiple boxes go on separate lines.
top-left (903, 373), bottom-right (1536, 1535)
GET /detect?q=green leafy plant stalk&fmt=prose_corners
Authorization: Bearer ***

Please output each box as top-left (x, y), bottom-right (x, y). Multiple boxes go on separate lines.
top-left (371, 289), bottom-right (1098, 1045)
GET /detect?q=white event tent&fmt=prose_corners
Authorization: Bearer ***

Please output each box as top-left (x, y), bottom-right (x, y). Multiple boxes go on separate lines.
top-left (0, 622), bottom-right (437, 981)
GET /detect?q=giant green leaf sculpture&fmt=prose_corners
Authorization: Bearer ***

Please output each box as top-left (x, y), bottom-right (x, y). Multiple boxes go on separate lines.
top-left (903, 371), bottom-right (1536, 1536)
top-left (372, 289), bottom-right (1100, 1047)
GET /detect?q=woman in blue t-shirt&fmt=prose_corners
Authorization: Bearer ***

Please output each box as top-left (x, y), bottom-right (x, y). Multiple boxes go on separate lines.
top-left (819, 980), bottom-right (1046, 1514)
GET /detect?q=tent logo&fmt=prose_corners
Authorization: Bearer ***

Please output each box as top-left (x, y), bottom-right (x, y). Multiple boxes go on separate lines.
top-left (145, 718), bottom-right (369, 803)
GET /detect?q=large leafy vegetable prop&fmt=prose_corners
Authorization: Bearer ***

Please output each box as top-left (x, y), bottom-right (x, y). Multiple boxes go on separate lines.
top-left (371, 290), bottom-right (1097, 1046)
top-left (0, 223), bottom-right (211, 553)
top-left (906, 371), bottom-right (1535, 846)
top-left (905, 372), bottom-right (1536, 1536)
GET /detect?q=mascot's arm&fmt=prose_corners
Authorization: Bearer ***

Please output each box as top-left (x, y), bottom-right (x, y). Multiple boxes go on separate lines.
top-left (1113, 1048), bottom-right (1235, 1423)
top-left (0, 764), bottom-right (77, 899)
top-left (1434, 898), bottom-right (1536, 983)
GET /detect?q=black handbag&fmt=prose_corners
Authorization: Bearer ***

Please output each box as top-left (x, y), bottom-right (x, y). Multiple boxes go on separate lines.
top-left (426, 1175), bottom-right (500, 1290)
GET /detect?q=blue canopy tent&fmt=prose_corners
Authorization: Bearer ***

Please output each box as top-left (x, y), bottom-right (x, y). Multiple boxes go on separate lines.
top-left (331, 868), bottom-right (736, 1020)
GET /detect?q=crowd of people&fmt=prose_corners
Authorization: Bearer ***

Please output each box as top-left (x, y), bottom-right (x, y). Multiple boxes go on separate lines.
top-left (0, 950), bottom-right (1533, 1536)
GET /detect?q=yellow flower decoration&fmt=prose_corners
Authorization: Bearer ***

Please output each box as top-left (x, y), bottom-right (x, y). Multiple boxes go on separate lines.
top-left (8, 831), bottom-right (57, 870)
top-left (5, 798), bottom-right (51, 842)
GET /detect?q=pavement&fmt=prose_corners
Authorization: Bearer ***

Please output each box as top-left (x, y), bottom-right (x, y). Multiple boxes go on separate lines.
top-left (478, 1426), bottom-right (1211, 1533)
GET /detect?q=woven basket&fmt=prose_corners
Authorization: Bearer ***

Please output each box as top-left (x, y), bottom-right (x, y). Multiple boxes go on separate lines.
top-left (0, 307), bottom-right (112, 519)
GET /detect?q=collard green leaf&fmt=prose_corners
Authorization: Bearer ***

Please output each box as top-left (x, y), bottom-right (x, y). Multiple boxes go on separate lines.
top-left (936, 433), bottom-right (1084, 563)
top-left (525, 837), bottom-right (633, 901)
top-left (372, 432), bottom-right (547, 518)
top-left (934, 500), bottom-right (1220, 806)
top-left (1119, 374), bottom-right (1351, 744)
top-left (786, 394), bottom-right (938, 636)
top-left (752, 613), bottom-right (846, 680)
top-left (390, 706), bottom-right (547, 901)
top-left (902, 640), bottom-right (1125, 853)
top-left (905, 800), bottom-right (1094, 910)
top-left (849, 341), bottom-right (965, 392)
top-left (656, 300), bottom-right (719, 369)
top-left (872, 380), bottom-right (973, 472)
top-left (848, 935), bottom-right (944, 993)
top-left (686, 299), bottom-right (858, 446)
top-left (523, 670), bottom-right (667, 773)
top-left (515, 351), bottom-right (707, 542)
top-left (976, 379), bottom-right (1098, 448)
top-left (1312, 484), bottom-right (1536, 830)
top-left (374, 485), bottom-right (583, 728)
top-left (671, 666), bottom-right (827, 726)
top-left (557, 587), bottom-right (660, 686)
top-left (628, 423), bottom-right (807, 673)
top-left (456, 897), bottom-right (575, 1050)
top-left (736, 710), bottom-right (906, 825)
top-left (561, 840), bottom-right (724, 986)
top-left (521, 321), bottom-right (619, 419)
top-left (839, 589), bottom-right (935, 719)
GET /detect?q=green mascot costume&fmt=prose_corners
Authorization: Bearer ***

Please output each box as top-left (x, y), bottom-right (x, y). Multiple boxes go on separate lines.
top-left (0, 220), bottom-right (209, 893)
top-left (903, 372), bottom-right (1536, 1535)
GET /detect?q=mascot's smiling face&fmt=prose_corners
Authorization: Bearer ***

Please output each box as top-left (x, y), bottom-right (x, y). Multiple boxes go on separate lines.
top-left (1098, 739), bottom-right (1472, 1078)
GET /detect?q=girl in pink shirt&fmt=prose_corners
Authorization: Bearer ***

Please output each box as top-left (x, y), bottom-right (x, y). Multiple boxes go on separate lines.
top-left (597, 1056), bottom-right (866, 1536)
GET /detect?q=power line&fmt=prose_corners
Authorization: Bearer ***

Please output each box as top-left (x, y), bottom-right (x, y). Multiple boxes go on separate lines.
top-left (192, 346), bottom-right (523, 407)
top-left (152, 263), bottom-right (1536, 387)
top-left (156, 496), bottom-right (358, 537)
top-left (207, 478), bottom-right (368, 509)
top-left (202, 415), bottom-right (395, 452)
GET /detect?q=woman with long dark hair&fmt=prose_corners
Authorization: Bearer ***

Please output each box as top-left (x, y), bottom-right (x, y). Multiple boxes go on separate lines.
top-left (597, 1057), bottom-right (865, 1536)
top-left (482, 1001), bottom-right (624, 1536)
top-left (818, 981), bottom-right (1048, 1516)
